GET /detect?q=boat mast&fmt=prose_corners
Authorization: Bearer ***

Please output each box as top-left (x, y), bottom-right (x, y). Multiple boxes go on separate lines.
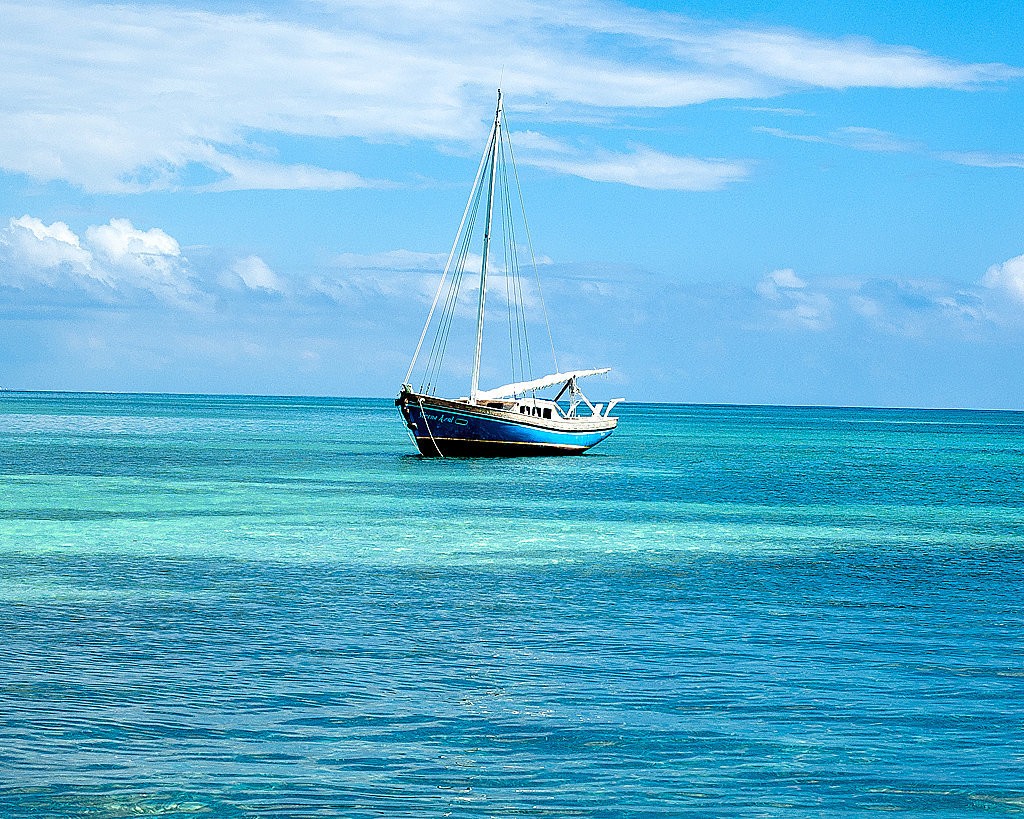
top-left (470, 89), bottom-right (502, 403)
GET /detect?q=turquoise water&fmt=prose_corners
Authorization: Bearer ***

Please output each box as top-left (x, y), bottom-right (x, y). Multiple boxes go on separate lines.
top-left (1, 392), bottom-right (1022, 817)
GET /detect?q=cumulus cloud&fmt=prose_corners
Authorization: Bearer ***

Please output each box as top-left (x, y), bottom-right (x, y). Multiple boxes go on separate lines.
top-left (0, 215), bottom-right (198, 305)
top-left (0, 0), bottom-right (1018, 193)
top-left (982, 254), bottom-right (1024, 302)
top-left (2, 216), bottom-right (96, 285)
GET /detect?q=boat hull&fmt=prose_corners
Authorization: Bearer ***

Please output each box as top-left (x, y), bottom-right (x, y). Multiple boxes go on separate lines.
top-left (396, 390), bottom-right (616, 457)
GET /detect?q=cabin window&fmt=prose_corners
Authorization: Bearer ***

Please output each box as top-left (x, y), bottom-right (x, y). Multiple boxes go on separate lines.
top-left (543, 408), bottom-right (552, 419)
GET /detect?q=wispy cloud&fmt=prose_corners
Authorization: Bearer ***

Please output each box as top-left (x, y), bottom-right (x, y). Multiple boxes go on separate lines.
top-left (754, 126), bottom-right (829, 144)
top-left (600, 256), bottom-right (1023, 355)
top-left (693, 28), bottom-right (1018, 89)
top-left (835, 127), bottom-right (921, 153)
top-left (936, 151), bottom-right (1024, 169)
top-left (756, 125), bottom-right (922, 152)
top-left (734, 106), bottom-right (813, 117)
top-left (196, 153), bottom-right (386, 193)
top-left (757, 124), bottom-right (1023, 169)
top-left (756, 268), bottom-right (832, 330)
top-left (0, 0), bottom-right (1018, 193)
top-left (849, 277), bottom-right (990, 336)
top-left (516, 136), bottom-right (751, 190)
top-left (751, 260), bottom-right (1024, 338)
top-left (311, 250), bottom-right (451, 305)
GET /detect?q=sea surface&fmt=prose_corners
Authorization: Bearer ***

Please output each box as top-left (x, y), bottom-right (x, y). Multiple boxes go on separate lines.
top-left (1, 392), bottom-right (1022, 818)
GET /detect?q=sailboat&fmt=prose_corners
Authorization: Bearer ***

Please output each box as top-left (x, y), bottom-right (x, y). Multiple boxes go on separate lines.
top-left (396, 90), bottom-right (621, 457)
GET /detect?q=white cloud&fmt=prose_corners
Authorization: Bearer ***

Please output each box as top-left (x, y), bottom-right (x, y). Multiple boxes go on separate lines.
top-left (849, 277), bottom-right (991, 337)
top-left (2, 215), bottom-right (96, 285)
top-left (757, 125), bottom-right (921, 152)
top-left (313, 247), bottom-right (553, 313)
top-left (754, 126), bottom-right (828, 144)
top-left (229, 256), bottom-right (286, 293)
top-left (510, 129), bottom-right (751, 190)
top-left (0, 0), bottom-right (1017, 192)
top-left (87, 219), bottom-right (180, 264)
top-left (834, 127), bottom-right (920, 153)
top-left (312, 250), bottom-right (452, 305)
top-left (737, 106), bottom-right (813, 116)
top-left (756, 125), bottom-right (1024, 170)
top-left (518, 137), bottom-right (751, 190)
top-left (0, 215), bottom-right (199, 306)
top-left (198, 154), bottom-right (383, 192)
top-left (756, 267), bottom-right (807, 297)
top-left (333, 250), bottom-right (450, 272)
top-left (982, 254), bottom-right (1024, 302)
top-left (535, 147), bottom-right (750, 191)
top-left (756, 268), bottom-right (832, 330)
top-left (938, 151), bottom-right (1024, 169)
top-left (698, 29), bottom-right (1016, 89)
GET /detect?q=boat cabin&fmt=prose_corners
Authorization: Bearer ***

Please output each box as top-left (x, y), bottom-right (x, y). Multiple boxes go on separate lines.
top-left (476, 398), bottom-right (557, 420)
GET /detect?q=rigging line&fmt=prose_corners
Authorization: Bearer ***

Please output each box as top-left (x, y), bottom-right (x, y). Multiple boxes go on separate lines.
top-left (499, 140), bottom-right (524, 386)
top-left (423, 261), bottom-right (464, 391)
top-left (470, 92), bottom-right (503, 403)
top-left (498, 139), bottom-right (520, 387)
top-left (422, 251), bottom-right (461, 391)
top-left (498, 145), bottom-right (519, 389)
top-left (428, 199), bottom-right (481, 391)
top-left (421, 214), bottom-right (476, 392)
top-left (496, 134), bottom-right (530, 392)
top-left (421, 161), bottom-right (488, 392)
top-left (404, 116), bottom-right (497, 387)
top-left (503, 118), bottom-right (559, 373)
top-left (505, 141), bottom-right (538, 388)
top-left (502, 148), bottom-right (530, 391)
top-left (512, 183), bottom-right (533, 386)
top-left (423, 218), bottom-right (475, 393)
top-left (423, 172), bottom-right (485, 392)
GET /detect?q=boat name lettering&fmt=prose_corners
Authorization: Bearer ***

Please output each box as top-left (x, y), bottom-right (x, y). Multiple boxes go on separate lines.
top-left (420, 411), bottom-right (468, 426)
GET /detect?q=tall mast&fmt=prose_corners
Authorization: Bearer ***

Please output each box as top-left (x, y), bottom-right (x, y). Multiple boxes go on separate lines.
top-left (470, 89), bottom-right (502, 403)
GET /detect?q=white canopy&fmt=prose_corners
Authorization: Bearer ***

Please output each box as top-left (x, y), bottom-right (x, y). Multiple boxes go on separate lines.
top-left (475, 368), bottom-right (610, 401)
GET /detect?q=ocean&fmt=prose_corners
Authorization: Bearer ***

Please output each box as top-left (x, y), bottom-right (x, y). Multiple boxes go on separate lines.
top-left (1, 392), bottom-right (1022, 817)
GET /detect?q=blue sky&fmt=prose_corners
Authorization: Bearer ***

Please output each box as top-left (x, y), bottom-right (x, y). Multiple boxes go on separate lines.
top-left (1, 0), bottom-right (1022, 407)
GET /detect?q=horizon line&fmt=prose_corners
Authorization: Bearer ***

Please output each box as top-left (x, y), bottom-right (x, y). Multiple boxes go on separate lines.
top-left (1, 388), bottom-right (1021, 414)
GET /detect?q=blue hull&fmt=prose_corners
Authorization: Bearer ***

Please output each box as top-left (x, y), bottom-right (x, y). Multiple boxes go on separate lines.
top-left (396, 391), bottom-right (614, 457)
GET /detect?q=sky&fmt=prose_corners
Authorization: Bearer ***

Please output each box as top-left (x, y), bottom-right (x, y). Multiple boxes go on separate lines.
top-left (1, 0), bottom-right (1022, 407)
